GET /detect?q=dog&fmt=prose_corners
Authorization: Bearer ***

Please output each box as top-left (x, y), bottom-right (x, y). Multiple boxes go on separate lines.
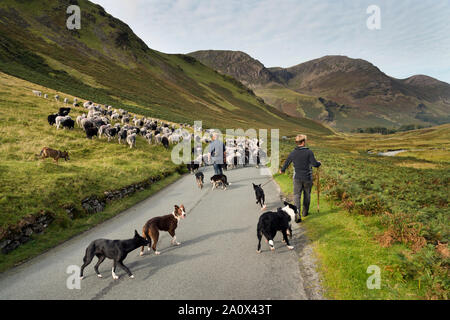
top-left (186, 161), bottom-right (200, 174)
top-left (38, 147), bottom-right (69, 163)
top-left (252, 183), bottom-right (266, 209)
top-left (210, 174), bottom-right (230, 190)
top-left (256, 201), bottom-right (298, 253)
top-left (140, 205), bottom-right (187, 255)
top-left (80, 230), bottom-right (149, 280)
top-left (195, 172), bottom-right (204, 189)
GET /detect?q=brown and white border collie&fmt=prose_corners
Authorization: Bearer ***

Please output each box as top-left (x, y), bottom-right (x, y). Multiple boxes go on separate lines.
top-left (140, 205), bottom-right (186, 256)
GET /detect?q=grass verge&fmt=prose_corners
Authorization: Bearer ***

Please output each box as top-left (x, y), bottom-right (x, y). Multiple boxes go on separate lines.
top-left (0, 172), bottom-right (182, 273)
top-left (274, 173), bottom-right (426, 299)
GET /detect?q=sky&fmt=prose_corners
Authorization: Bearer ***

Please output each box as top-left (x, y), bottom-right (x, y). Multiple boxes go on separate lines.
top-left (92, 0), bottom-right (450, 83)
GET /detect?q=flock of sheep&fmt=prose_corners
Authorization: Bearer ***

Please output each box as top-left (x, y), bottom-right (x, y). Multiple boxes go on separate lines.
top-left (35, 90), bottom-right (265, 168)
top-left (39, 91), bottom-right (193, 149)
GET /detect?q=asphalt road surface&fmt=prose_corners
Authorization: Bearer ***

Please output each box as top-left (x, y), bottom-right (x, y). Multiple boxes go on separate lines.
top-left (0, 166), bottom-right (323, 300)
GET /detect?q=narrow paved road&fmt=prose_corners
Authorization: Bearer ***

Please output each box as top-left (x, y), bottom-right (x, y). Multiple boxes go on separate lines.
top-left (0, 166), bottom-right (322, 300)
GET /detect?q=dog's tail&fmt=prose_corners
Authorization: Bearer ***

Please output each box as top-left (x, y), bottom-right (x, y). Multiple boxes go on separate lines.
top-left (142, 226), bottom-right (152, 251)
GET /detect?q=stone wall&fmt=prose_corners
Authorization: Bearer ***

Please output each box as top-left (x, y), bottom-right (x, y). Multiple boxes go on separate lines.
top-left (0, 212), bottom-right (54, 254)
top-left (1, 166), bottom-right (184, 255)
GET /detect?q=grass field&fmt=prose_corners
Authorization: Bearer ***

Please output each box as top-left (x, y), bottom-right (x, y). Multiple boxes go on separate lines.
top-left (275, 135), bottom-right (449, 300)
top-left (0, 72), bottom-right (187, 270)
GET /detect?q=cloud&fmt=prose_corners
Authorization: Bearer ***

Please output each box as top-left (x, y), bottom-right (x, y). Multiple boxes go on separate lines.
top-left (92, 0), bottom-right (450, 82)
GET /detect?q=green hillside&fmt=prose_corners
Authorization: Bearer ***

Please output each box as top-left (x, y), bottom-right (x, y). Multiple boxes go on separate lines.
top-left (0, 0), bottom-right (332, 137)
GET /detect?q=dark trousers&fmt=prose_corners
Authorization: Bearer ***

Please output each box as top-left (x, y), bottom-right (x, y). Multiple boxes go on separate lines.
top-left (293, 179), bottom-right (313, 218)
top-left (213, 163), bottom-right (223, 175)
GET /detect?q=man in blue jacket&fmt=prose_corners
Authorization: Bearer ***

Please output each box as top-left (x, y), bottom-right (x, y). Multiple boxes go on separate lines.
top-left (208, 133), bottom-right (226, 175)
top-left (279, 134), bottom-right (321, 222)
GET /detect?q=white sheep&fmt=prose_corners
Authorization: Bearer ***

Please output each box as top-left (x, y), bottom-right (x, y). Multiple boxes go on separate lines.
top-left (55, 115), bottom-right (71, 130)
top-left (76, 114), bottom-right (86, 127)
top-left (126, 133), bottom-right (136, 149)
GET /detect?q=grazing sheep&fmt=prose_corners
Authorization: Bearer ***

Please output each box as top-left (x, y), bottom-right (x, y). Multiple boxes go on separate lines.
top-left (32, 90), bottom-right (42, 97)
top-left (122, 116), bottom-right (130, 124)
top-left (98, 124), bottom-right (111, 138)
top-left (118, 129), bottom-right (128, 144)
top-left (76, 114), bottom-right (86, 127)
top-left (111, 112), bottom-right (120, 120)
top-left (55, 116), bottom-right (71, 129)
top-left (55, 94), bottom-right (60, 102)
top-left (83, 101), bottom-right (92, 108)
top-left (60, 118), bottom-right (75, 130)
top-left (126, 133), bottom-right (136, 149)
top-left (145, 132), bottom-right (153, 144)
top-left (58, 107), bottom-right (71, 116)
top-left (85, 127), bottom-right (98, 139)
top-left (47, 114), bottom-right (58, 126)
top-left (81, 118), bottom-right (94, 131)
top-left (44, 94), bottom-right (48, 99)
top-left (104, 127), bottom-right (119, 142)
top-left (64, 98), bottom-right (69, 104)
top-left (161, 136), bottom-right (169, 149)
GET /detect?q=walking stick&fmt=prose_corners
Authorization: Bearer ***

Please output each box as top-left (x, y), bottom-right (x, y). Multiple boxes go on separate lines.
top-left (317, 166), bottom-right (320, 213)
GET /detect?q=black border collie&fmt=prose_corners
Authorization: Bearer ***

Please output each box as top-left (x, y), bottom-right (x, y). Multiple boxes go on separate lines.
top-left (80, 230), bottom-right (149, 280)
top-left (252, 183), bottom-right (266, 209)
top-left (256, 201), bottom-right (298, 253)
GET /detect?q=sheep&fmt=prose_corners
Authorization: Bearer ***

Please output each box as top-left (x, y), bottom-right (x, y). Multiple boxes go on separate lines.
top-left (55, 116), bottom-right (71, 129)
top-left (161, 136), bottom-right (169, 149)
top-left (104, 126), bottom-right (119, 142)
top-left (63, 98), bottom-right (69, 104)
top-left (32, 90), bottom-right (42, 97)
top-left (145, 132), bottom-right (153, 144)
top-left (98, 124), bottom-right (111, 138)
top-left (58, 107), bottom-right (71, 116)
top-left (154, 133), bottom-right (162, 145)
top-left (111, 112), bottom-right (120, 121)
top-left (126, 133), bottom-right (136, 149)
top-left (85, 127), bottom-right (98, 139)
top-left (121, 116), bottom-right (130, 124)
top-left (55, 94), bottom-right (60, 102)
top-left (82, 120), bottom-right (95, 133)
top-left (76, 114), bottom-right (86, 127)
top-left (47, 114), bottom-right (58, 126)
top-left (60, 118), bottom-right (75, 130)
top-left (83, 101), bottom-right (92, 108)
top-left (118, 129), bottom-right (128, 144)
top-left (43, 94), bottom-right (48, 99)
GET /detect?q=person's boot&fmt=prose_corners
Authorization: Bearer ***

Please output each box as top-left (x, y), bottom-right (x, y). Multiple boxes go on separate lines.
top-left (295, 213), bottom-right (302, 223)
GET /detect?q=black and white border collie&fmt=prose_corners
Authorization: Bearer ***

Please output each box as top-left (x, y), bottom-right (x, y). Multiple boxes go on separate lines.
top-left (210, 174), bottom-right (230, 190)
top-left (256, 201), bottom-right (298, 253)
top-left (252, 183), bottom-right (266, 209)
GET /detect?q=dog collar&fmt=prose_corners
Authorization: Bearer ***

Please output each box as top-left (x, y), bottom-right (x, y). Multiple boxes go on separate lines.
top-left (172, 211), bottom-right (181, 221)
